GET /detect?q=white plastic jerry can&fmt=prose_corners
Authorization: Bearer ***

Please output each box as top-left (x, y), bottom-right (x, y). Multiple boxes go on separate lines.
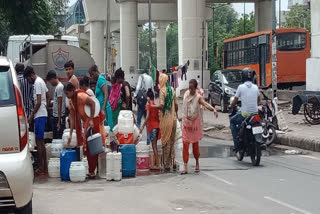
top-left (98, 149), bottom-right (108, 179)
top-left (48, 158), bottom-right (60, 178)
top-left (82, 157), bottom-right (89, 174)
top-left (69, 161), bottom-right (86, 182)
top-left (106, 152), bottom-right (122, 181)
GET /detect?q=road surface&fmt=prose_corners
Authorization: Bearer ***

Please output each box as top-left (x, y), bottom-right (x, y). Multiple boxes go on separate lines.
top-left (33, 138), bottom-right (320, 214)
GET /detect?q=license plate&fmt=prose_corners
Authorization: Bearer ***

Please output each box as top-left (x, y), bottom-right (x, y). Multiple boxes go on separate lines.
top-left (252, 126), bottom-right (263, 134)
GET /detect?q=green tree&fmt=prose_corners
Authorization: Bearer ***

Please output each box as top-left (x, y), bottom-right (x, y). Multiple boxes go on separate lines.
top-left (285, 4), bottom-right (311, 31)
top-left (0, 14), bottom-right (11, 54)
top-left (139, 28), bottom-right (157, 71)
top-left (232, 12), bottom-right (255, 37)
top-left (0, 0), bottom-right (68, 54)
top-left (208, 4), bottom-right (238, 72)
top-left (1, 0), bottom-right (56, 34)
top-left (166, 23), bottom-right (178, 69)
top-left (50, 0), bottom-right (69, 33)
top-left (207, 5), bottom-right (255, 72)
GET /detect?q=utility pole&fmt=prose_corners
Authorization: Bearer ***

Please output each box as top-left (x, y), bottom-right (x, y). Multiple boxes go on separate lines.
top-left (148, 0), bottom-right (153, 68)
top-left (105, 0), bottom-right (111, 74)
top-left (201, 21), bottom-right (205, 89)
top-left (244, 3), bottom-right (246, 35)
top-left (210, 4), bottom-right (229, 67)
top-left (279, 0), bottom-right (281, 28)
top-left (272, 0), bottom-right (277, 99)
top-left (212, 5), bottom-right (215, 66)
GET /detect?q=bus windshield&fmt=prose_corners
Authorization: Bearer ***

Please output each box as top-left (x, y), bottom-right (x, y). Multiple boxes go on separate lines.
top-left (277, 32), bottom-right (306, 51)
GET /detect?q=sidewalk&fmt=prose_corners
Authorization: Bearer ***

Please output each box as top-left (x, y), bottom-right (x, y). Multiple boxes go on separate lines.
top-left (176, 97), bottom-right (320, 152)
top-left (275, 104), bottom-right (320, 151)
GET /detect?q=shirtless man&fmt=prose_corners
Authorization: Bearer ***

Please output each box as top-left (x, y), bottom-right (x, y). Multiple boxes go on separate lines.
top-left (64, 60), bottom-right (79, 89)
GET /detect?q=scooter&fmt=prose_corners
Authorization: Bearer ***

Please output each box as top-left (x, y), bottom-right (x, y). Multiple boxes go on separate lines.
top-left (259, 91), bottom-right (277, 146)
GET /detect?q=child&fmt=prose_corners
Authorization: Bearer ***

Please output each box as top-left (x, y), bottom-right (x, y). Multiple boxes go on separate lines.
top-left (80, 76), bottom-right (95, 97)
top-left (140, 89), bottom-right (161, 170)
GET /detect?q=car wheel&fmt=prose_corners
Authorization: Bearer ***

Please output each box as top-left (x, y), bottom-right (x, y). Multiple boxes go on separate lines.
top-left (15, 200), bottom-right (32, 214)
top-left (208, 95), bottom-right (215, 107)
top-left (220, 97), bottom-right (228, 113)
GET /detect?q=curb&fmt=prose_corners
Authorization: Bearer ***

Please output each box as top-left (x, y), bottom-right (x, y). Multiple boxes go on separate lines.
top-left (276, 133), bottom-right (320, 152)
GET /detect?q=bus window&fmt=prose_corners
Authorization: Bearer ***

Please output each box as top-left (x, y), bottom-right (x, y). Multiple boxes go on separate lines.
top-left (277, 33), bottom-right (306, 51)
top-left (266, 34), bottom-right (271, 63)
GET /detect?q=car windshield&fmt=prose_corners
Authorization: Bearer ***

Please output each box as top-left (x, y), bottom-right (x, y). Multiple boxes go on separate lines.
top-left (277, 32), bottom-right (306, 51)
top-left (0, 66), bottom-right (15, 106)
top-left (221, 71), bottom-right (242, 84)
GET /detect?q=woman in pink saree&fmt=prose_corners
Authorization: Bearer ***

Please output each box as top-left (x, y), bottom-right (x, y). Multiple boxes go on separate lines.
top-left (181, 79), bottom-right (218, 174)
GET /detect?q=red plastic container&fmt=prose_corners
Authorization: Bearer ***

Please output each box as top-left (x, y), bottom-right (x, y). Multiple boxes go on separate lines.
top-left (116, 133), bottom-right (134, 144)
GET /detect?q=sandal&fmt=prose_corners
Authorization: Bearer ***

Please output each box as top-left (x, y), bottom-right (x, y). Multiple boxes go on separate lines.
top-left (195, 169), bottom-right (200, 173)
top-left (173, 163), bottom-right (177, 171)
top-left (150, 166), bottom-right (160, 170)
top-left (86, 174), bottom-right (96, 179)
top-left (181, 171), bottom-right (188, 175)
top-left (35, 170), bottom-right (48, 177)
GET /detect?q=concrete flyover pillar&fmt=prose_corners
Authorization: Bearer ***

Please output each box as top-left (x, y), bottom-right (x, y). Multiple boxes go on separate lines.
top-left (178, 0), bottom-right (206, 95)
top-left (120, 1), bottom-right (139, 86)
top-left (90, 21), bottom-right (105, 73)
top-left (156, 22), bottom-right (168, 70)
top-left (255, 0), bottom-right (272, 32)
top-left (205, 21), bottom-right (209, 70)
top-left (306, 0), bottom-right (320, 91)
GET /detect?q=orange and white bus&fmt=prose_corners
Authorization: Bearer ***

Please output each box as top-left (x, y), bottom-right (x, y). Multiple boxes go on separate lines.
top-left (223, 28), bottom-right (310, 89)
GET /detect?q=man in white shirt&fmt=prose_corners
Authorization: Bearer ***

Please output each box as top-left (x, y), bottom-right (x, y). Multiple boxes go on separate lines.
top-left (134, 70), bottom-right (154, 120)
top-left (47, 70), bottom-right (66, 139)
top-left (134, 70), bottom-right (154, 144)
top-left (25, 66), bottom-right (50, 175)
top-left (228, 68), bottom-right (260, 151)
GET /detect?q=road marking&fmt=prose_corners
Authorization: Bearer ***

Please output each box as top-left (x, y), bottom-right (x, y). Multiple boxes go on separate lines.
top-left (264, 196), bottom-right (314, 214)
top-left (202, 172), bottom-right (234, 186)
top-left (300, 155), bottom-right (320, 161)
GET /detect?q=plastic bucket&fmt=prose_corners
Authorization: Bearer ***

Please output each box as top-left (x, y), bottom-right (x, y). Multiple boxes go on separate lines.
top-left (136, 143), bottom-right (150, 172)
top-left (87, 133), bottom-right (104, 156)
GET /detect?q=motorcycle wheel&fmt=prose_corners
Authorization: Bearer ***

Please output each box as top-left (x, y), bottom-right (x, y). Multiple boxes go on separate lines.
top-left (251, 143), bottom-right (261, 166)
top-left (236, 150), bottom-right (245, 161)
top-left (264, 125), bottom-right (276, 146)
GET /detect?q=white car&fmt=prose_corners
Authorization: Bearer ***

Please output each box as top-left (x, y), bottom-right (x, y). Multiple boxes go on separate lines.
top-left (0, 56), bottom-right (33, 213)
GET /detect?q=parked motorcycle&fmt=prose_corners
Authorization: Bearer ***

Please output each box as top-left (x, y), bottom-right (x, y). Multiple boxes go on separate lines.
top-left (229, 99), bottom-right (266, 166)
top-left (259, 91), bottom-right (277, 146)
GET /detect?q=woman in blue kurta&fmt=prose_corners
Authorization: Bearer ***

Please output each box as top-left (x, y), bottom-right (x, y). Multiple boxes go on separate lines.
top-left (88, 65), bottom-right (114, 129)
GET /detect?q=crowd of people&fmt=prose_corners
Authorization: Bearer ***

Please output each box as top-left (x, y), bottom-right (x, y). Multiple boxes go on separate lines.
top-left (15, 60), bottom-right (219, 178)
